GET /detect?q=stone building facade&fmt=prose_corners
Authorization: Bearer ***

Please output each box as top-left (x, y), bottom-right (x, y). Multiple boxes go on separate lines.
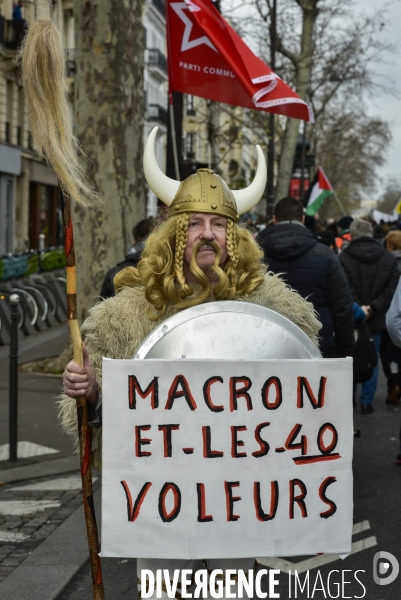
top-left (0, 0), bottom-right (168, 255)
top-left (0, 1), bottom-right (68, 255)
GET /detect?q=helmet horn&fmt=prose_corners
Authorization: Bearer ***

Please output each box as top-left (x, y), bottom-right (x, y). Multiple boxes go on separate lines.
top-left (143, 126), bottom-right (180, 206)
top-left (232, 146), bottom-right (267, 215)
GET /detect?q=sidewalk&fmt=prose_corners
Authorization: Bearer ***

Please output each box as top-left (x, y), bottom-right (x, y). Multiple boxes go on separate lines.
top-left (0, 323), bottom-right (74, 464)
top-left (0, 455), bottom-right (101, 600)
top-left (0, 325), bottom-right (100, 599)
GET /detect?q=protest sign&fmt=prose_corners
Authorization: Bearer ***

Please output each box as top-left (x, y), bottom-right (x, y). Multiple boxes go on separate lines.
top-left (101, 358), bottom-right (353, 559)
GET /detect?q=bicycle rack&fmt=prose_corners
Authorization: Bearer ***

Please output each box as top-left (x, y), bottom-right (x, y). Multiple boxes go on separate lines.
top-left (0, 290), bottom-right (25, 345)
top-left (0, 254), bottom-right (70, 345)
top-left (0, 283), bottom-right (37, 337)
top-left (31, 274), bottom-right (67, 323)
top-left (21, 278), bottom-right (59, 328)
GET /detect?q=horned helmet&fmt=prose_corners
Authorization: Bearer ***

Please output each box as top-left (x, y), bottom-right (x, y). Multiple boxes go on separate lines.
top-left (143, 127), bottom-right (267, 222)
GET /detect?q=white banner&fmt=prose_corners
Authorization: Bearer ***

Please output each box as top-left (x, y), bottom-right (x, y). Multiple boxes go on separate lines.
top-left (372, 208), bottom-right (397, 223)
top-left (101, 358), bottom-right (353, 559)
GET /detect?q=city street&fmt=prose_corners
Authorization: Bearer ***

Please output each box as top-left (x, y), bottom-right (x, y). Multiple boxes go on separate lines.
top-left (0, 326), bottom-right (400, 599)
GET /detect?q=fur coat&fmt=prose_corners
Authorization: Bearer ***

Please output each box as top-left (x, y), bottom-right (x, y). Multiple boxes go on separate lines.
top-left (59, 273), bottom-right (321, 471)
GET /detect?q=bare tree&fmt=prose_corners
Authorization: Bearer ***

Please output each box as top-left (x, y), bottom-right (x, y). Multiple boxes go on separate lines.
top-left (184, 97), bottom-right (269, 188)
top-left (73, 0), bottom-right (146, 322)
top-left (230, 0), bottom-right (394, 203)
top-left (378, 178), bottom-right (401, 215)
top-left (315, 107), bottom-right (391, 217)
top-left (253, 0), bottom-right (320, 201)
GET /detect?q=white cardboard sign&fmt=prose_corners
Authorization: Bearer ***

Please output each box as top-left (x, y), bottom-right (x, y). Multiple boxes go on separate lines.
top-left (101, 358), bottom-right (353, 559)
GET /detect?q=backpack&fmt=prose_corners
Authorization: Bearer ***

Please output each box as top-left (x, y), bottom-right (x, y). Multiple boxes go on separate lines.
top-left (353, 323), bottom-right (378, 383)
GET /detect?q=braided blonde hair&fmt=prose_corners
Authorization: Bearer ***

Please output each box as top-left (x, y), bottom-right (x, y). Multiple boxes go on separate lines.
top-left (226, 219), bottom-right (239, 298)
top-left (174, 213), bottom-right (192, 298)
top-left (114, 214), bottom-right (266, 319)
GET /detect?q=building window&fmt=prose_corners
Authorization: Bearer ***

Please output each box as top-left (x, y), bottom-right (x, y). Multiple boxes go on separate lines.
top-left (28, 131), bottom-right (34, 151)
top-left (29, 183), bottom-right (61, 248)
top-left (186, 95), bottom-right (196, 116)
top-left (229, 159), bottom-right (239, 177)
top-left (185, 133), bottom-right (195, 160)
top-left (6, 81), bottom-right (13, 144)
top-left (18, 87), bottom-right (24, 147)
top-left (0, 177), bottom-right (14, 254)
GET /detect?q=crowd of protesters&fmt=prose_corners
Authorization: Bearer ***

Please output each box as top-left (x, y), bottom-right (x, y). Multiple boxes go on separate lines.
top-left (254, 200), bottom-right (401, 464)
top-left (233, 203), bottom-right (401, 463)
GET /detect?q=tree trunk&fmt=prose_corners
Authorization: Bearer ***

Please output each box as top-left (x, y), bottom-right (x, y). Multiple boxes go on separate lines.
top-left (275, 1), bottom-right (318, 202)
top-left (73, 0), bottom-right (146, 322)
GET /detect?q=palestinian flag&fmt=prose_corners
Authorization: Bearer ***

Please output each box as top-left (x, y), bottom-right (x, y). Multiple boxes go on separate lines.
top-left (303, 167), bottom-right (334, 216)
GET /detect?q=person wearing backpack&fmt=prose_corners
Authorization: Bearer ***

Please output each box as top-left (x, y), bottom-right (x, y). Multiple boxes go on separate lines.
top-left (256, 197), bottom-right (355, 359)
top-left (340, 219), bottom-right (399, 414)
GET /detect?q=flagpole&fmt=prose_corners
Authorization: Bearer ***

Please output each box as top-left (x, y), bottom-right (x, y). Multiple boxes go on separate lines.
top-left (266, 0), bottom-right (277, 219)
top-left (169, 92), bottom-right (181, 180)
top-left (166, 0), bottom-right (180, 181)
top-left (300, 120), bottom-right (306, 199)
top-left (333, 190), bottom-right (347, 216)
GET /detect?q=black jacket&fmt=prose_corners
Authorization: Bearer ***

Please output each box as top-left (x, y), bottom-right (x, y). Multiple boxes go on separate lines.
top-left (99, 241), bottom-right (145, 300)
top-left (256, 223), bottom-right (355, 358)
top-left (339, 236), bottom-right (399, 331)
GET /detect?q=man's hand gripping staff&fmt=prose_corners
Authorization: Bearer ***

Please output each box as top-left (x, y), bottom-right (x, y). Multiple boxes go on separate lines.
top-left (63, 345), bottom-right (98, 407)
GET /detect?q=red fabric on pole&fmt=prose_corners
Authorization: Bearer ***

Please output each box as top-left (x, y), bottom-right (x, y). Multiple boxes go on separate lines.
top-left (166, 0), bottom-right (313, 122)
top-left (318, 167), bottom-right (334, 191)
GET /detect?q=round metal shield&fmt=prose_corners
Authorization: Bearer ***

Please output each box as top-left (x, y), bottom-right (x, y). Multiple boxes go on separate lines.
top-left (133, 301), bottom-right (321, 360)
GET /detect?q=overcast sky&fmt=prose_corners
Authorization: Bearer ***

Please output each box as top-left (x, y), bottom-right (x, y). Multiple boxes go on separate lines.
top-left (353, 0), bottom-right (401, 194)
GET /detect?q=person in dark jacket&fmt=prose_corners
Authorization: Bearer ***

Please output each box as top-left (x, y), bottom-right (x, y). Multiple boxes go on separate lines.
top-left (379, 230), bottom-right (401, 404)
top-left (99, 218), bottom-right (154, 300)
top-left (13, 1), bottom-right (25, 21)
top-left (317, 229), bottom-right (337, 253)
top-left (256, 196), bottom-right (355, 359)
top-left (340, 219), bottom-right (400, 414)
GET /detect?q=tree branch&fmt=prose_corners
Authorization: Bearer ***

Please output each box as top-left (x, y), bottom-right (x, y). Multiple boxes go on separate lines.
top-left (277, 36), bottom-right (300, 66)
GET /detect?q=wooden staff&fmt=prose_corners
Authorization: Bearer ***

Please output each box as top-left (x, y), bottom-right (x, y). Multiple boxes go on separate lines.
top-left (18, 0), bottom-right (104, 597)
top-left (61, 192), bottom-right (104, 600)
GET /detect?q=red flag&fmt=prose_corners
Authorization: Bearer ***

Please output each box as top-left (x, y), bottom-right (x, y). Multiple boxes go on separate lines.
top-left (166, 0), bottom-right (313, 122)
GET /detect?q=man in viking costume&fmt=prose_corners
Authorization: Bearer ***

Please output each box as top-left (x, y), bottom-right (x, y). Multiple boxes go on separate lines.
top-left (18, 2), bottom-right (318, 595)
top-left (61, 127), bottom-right (321, 598)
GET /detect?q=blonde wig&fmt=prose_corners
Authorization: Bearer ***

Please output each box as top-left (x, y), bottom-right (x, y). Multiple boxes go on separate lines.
top-left (17, 0), bottom-right (97, 205)
top-left (114, 215), bottom-right (266, 320)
